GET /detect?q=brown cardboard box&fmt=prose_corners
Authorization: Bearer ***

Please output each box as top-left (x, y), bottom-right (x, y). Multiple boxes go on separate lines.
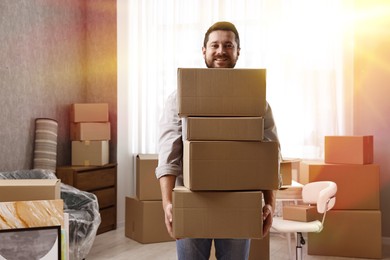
top-left (173, 186), bottom-right (263, 239)
top-left (249, 235), bottom-right (270, 260)
top-left (72, 140), bottom-right (109, 166)
top-left (183, 140), bottom-right (279, 191)
top-left (209, 235), bottom-right (269, 260)
top-left (308, 210), bottom-right (382, 259)
top-left (136, 154), bottom-right (161, 201)
top-left (299, 161), bottom-right (380, 210)
top-left (182, 117), bottom-right (264, 141)
top-left (0, 179), bottom-right (60, 202)
top-left (325, 135), bottom-right (373, 164)
top-left (282, 205), bottom-right (321, 222)
top-left (70, 103), bottom-right (109, 122)
top-left (0, 199), bottom-right (64, 229)
top-left (177, 68), bottom-right (266, 117)
top-left (280, 158), bottom-right (300, 186)
top-left (70, 122), bottom-right (111, 141)
top-left (276, 180), bottom-right (303, 200)
top-left (125, 197), bottom-right (174, 244)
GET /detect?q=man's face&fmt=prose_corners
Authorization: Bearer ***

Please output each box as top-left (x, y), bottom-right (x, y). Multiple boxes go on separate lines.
top-left (202, 30), bottom-right (240, 68)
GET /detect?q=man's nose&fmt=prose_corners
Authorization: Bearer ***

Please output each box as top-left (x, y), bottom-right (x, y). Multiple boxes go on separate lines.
top-left (217, 46), bottom-right (226, 55)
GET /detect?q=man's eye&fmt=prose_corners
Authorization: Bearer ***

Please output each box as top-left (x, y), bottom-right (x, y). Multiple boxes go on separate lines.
top-left (211, 44), bottom-right (218, 48)
top-left (225, 43), bottom-right (233, 48)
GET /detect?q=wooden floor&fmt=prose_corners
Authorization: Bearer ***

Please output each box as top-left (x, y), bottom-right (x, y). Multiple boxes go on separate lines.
top-left (88, 227), bottom-right (390, 260)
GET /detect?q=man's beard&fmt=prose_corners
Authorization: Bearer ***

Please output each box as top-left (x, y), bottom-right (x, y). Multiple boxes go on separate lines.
top-left (205, 56), bottom-right (237, 68)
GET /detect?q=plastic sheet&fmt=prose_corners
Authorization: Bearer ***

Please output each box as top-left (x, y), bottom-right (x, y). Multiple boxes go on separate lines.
top-left (0, 169), bottom-right (101, 260)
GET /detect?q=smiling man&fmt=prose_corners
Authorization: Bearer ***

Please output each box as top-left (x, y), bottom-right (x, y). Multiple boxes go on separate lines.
top-left (156, 21), bottom-right (280, 260)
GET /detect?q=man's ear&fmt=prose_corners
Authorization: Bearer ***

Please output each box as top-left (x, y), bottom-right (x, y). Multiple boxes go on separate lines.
top-left (202, 47), bottom-right (206, 57)
top-left (237, 47), bottom-right (241, 57)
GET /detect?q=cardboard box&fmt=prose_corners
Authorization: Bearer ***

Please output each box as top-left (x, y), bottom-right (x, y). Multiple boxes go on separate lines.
top-left (182, 117), bottom-right (264, 141)
top-left (282, 205), bottom-right (321, 222)
top-left (183, 140), bottom-right (279, 191)
top-left (173, 186), bottom-right (263, 239)
top-left (177, 68), bottom-right (266, 117)
top-left (136, 154), bottom-right (161, 201)
top-left (275, 180), bottom-right (303, 200)
top-left (0, 179), bottom-right (61, 202)
top-left (308, 210), bottom-right (382, 259)
top-left (70, 103), bottom-right (109, 122)
top-left (0, 199), bottom-right (64, 229)
top-left (72, 140), bottom-right (109, 166)
top-left (280, 158), bottom-right (300, 186)
top-left (125, 197), bottom-right (174, 243)
top-left (70, 122), bottom-right (111, 141)
top-left (325, 135), bottom-right (373, 164)
top-left (249, 235), bottom-right (270, 260)
top-left (300, 161), bottom-right (380, 210)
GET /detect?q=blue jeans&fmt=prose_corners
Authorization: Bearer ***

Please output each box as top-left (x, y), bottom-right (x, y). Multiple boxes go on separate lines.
top-left (176, 238), bottom-right (250, 260)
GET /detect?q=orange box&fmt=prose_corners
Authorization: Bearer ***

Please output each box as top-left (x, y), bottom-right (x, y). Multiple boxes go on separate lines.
top-left (308, 210), bottom-right (382, 259)
top-left (70, 103), bottom-right (109, 122)
top-left (70, 122), bottom-right (111, 141)
top-left (283, 205), bottom-right (322, 222)
top-left (300, 161), bottom-right (380, 210)
top-left (325, 135), bottom-right (373, 164)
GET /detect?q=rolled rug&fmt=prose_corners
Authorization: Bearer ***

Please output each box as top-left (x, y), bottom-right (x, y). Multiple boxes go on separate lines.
top-left (33, 118), bottom-right (58, 172)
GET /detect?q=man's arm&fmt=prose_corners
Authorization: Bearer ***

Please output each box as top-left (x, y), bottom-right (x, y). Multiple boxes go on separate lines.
top-left (262, 189), bottom-right (275, 237)
top-left (159, 175), bottom-right (176, 238)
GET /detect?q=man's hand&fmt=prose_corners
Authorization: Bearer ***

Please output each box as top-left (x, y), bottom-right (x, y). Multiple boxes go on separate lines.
top-left (262, 204), bottom-right (273, 237)
top-left (163, 202), bottom-right (174, 238)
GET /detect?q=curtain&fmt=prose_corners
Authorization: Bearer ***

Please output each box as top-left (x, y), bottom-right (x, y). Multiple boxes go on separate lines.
top-left (117, 0), bottom-right (354, 196)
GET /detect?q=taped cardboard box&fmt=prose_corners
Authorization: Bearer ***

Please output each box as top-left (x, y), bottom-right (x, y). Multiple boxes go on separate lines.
top-left (308, 210), bottom-right (382, 259)
top-left (70, 103), bottom-right (109, 123)
top-left (183, 140), bottom-right (279, 191)
top-left (177, 68), bottom-right (266, 117)
top-left (173, 186), bottom-right (263, 239)
top-left (0, 179), bottom-right (60, 202)
top-left (182, 117), bottom-right (264, 141)
top-left (125, 197), bottom-right (173, 244)
top-left (325, 135), bottom-right (373, 164)
top-left (70, 122), bottom-right (111, 141)
top-left (299, 161), bottom-right (380, 210)
top-left (282, 205), bottom-right (321, 222)
top-left (136, 154), bottom-right (161, 201)
top-left (72, 140), bottom-right (109, 166)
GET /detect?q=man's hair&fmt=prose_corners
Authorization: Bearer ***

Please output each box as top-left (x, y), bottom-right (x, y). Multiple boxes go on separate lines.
top-left (203, 21), bottom-right (240, 48)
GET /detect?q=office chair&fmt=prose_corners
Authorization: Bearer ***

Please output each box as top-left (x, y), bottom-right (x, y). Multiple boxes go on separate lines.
top-left (271, 181), bottom-right (337, 260)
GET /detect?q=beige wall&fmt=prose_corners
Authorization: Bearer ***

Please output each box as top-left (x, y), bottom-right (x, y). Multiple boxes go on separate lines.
top-left (0, 0), bottom-right (117, 170)
top-left (354, 1), bottom-right (390, 237)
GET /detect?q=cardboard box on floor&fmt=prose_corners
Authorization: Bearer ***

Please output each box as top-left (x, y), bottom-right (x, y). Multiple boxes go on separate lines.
top-left (308, 210), bottom-right (382, 259)
top-left (209, 235), bottom-right (270, 260)
top-left (70, 122), bottom-right (111, 141)
top-left (325, 135), bottom-right (373, 164)
top-left (183, 140), bottom-right (279, 191)
top-left (72, 140), bottom-right (109, 166)
top-left (125, 197), bottom-right (174, 244)
top-left (182, 117), bottom-right (264, 141)
top-left (173, 186), bottom-right (263, 239)
top-left (0, 179), bottom-right (60, 202)
top-left (282, 205), bottom-right (322, 222)
top-left (177, 68), bottom-right (267, 117)
top-left (136, 154), bottom-right (161, 201)
top-left (70, 103), bottom-right (109, 123)
top-left (280, 158), bottom-right (301, 186)
top-left (299, 161), bottom-right (380, 210)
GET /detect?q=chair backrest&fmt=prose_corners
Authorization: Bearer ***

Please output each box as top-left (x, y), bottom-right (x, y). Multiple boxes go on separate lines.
top-left (302, 181), bottom-right (337, 213)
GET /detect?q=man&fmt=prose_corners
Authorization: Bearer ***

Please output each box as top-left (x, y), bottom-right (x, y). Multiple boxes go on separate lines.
top-left (155, 21), bottom-right (280, 260)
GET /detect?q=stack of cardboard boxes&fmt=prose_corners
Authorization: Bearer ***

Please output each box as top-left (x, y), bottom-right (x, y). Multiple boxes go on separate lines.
top-left (70, 103), bottom-right (110, 166)
top-left (174, 68), bottom-right (280, 259)
top-left (125, 154), bottom-right (174, 243)
top-left (299, 135), bottom-right (382, 259)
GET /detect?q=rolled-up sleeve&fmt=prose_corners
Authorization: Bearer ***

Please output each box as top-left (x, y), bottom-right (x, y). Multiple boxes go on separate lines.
top-left (155, 91), bottom-right (183, 179)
